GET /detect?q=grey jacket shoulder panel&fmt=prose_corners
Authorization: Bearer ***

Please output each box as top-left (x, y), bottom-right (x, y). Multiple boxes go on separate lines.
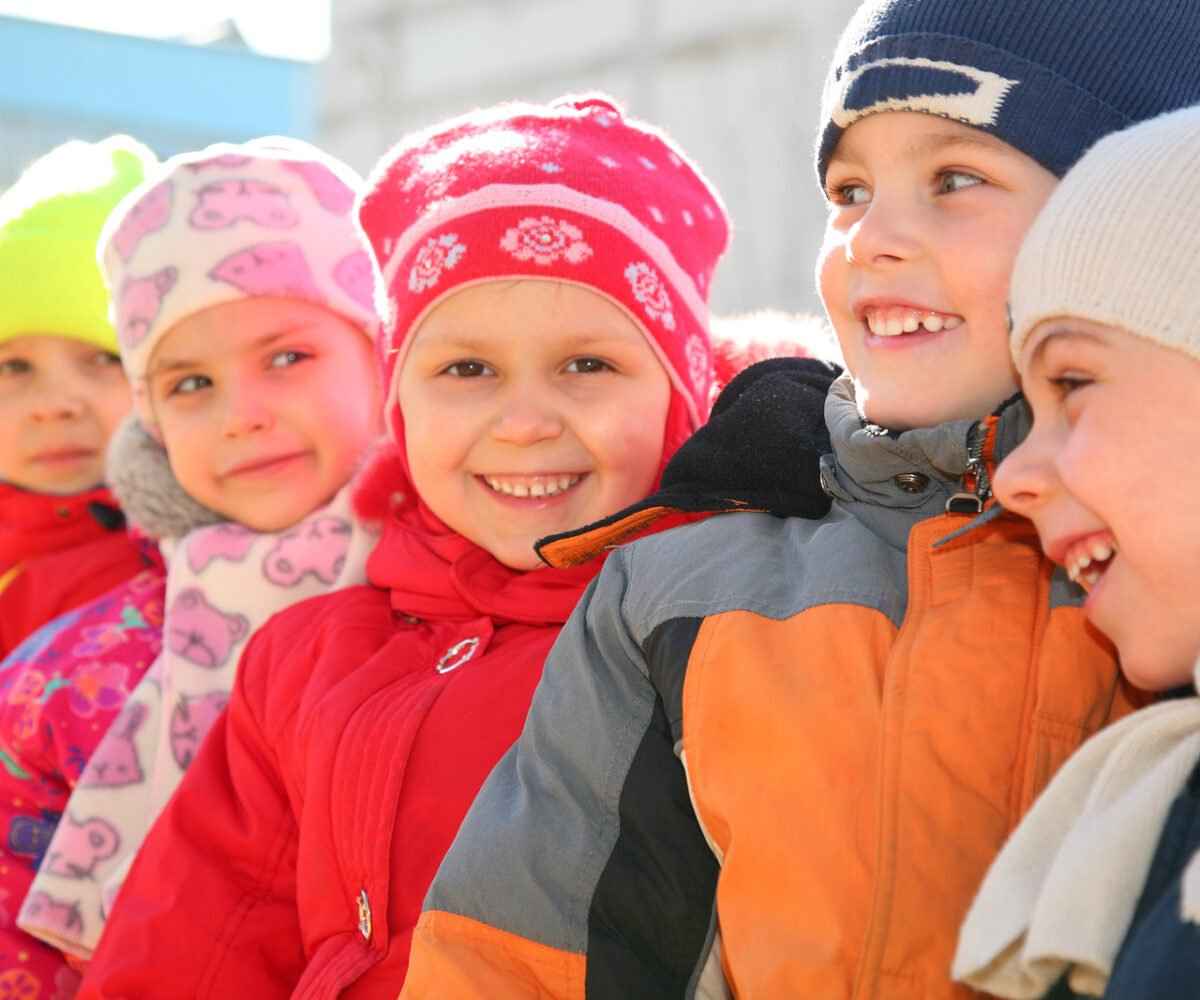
top-left (618, 506), bottom-right (909, 643)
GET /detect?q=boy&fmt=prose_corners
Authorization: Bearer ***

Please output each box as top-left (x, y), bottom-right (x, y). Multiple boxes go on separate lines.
top-left (954, 104), bottom-right (1200, 1000)
top-left (401, 3), bottom-right (1200, 998)
top-left (0, 137), bottom-right (157, 654)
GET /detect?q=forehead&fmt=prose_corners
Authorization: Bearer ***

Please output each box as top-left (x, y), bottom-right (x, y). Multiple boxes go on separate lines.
top-left (149, 297), bottom-right (348, 369)
top-left (409, 279), bottom-right (648, 350)
top-left (0, 334), bottom-right (98, 357)
top-left (829, 112), bottom-right (1017, 166)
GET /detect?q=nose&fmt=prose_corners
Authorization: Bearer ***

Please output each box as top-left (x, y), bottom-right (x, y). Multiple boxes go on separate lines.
top-left (845, 193), bottom-right (923, 268)
top-left (220, 382), bottom-right (274, 438)
top-left (29, 388), bottom-right (85, 422)
top-left (489, 391), bottom-right (564, 447)
top-left (994, 422), bottom-right (1060, 519)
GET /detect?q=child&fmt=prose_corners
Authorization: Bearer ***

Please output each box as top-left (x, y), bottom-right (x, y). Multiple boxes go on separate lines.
top-left (0, 139), bottom-right (382, 995)
top-left (0, 137), bottom-right (158, 656)
top-left (954, 105), bottom-right (1200, 1000)
top-left (70, 95), bottom-right (735, 998)
top-left (396, 4), bottom-right (1200, 998)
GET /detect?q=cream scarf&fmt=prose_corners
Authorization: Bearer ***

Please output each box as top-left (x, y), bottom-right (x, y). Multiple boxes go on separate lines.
top-left (953, 660), bottom-right (1200, 997)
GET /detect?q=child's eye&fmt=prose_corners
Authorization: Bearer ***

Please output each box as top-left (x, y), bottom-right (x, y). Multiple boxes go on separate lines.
top-left (1049, 374), bottom-right (1094, 396)
top-left (827, 182), bottom-right (871, 206)
top-left (269, 349), bottom-right (311, 369)
top-left (442, 360), bottom-right (494, 378)
top-left (564, 357), bottom-right (614, 375)
top-left (90, 351), bottom-right (123, 373)
top-left (0, 358), bottom-right (31, 377)
top-left (169, 374), bottom-right (212, 396)
top-left (936, 170), bottom-right (984, 195)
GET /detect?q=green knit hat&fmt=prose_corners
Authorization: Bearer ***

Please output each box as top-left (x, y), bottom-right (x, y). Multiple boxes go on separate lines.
top-left (0, 136), bottom-right (157, 352)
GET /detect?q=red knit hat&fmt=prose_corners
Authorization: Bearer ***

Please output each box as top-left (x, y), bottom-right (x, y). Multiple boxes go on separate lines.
top-left (357, 95), bottom-right (731, 442)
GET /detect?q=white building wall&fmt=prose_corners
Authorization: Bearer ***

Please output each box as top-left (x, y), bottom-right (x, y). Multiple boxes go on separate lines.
top-left (318, 0), bottom-right (860, 315)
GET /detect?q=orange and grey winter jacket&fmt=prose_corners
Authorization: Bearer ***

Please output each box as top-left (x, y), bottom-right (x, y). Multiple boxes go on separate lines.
top-left (401, 373), bottom-right (1143, 1000)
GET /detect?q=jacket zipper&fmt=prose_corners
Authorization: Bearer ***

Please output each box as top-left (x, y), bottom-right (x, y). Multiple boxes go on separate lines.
top-left (945, 421), bottom-right (992, 514)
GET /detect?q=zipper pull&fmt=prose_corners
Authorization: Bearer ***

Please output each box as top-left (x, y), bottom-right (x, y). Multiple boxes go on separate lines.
top-left (945, 421), bottom-right (991, 514)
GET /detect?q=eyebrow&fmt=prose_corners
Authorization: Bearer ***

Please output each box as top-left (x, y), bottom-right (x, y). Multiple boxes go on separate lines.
top-left (1026, 327), bottom-right (1109, 368)
top-left (147, 325), bottom-right (316, 378)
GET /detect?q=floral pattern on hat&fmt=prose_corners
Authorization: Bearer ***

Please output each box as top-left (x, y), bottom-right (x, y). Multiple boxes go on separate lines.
top-left (500, 217), bottom-right (593, 267)
top-left (408, 234), bottom-right (467, 293)
top-left (624, 262), bottom-right (675, 331)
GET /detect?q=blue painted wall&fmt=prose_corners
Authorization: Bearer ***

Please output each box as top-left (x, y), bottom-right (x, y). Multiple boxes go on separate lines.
top-left (0, 14), bottom-right (314, 172)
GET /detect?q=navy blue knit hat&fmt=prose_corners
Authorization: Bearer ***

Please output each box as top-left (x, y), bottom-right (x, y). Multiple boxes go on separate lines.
top-left (816, 0), bottom-right (1200, 187)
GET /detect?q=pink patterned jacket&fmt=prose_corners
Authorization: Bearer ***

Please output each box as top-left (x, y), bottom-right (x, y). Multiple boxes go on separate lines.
top-left (0, 559), bottom-right (166, 1000)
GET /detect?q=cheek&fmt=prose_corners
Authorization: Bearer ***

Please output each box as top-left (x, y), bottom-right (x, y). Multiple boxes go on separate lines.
top-left (157, 418), bottom-right (211, 491)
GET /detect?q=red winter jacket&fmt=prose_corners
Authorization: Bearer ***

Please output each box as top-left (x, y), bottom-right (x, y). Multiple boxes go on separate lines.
top-left (78, 465), bottom-right (610, 999)
top-left (0, 484), bottom-right (150, 659)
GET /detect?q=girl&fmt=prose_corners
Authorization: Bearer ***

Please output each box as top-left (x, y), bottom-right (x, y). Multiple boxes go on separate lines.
top-left (0, 137), bottom-right (157, 656)
top-left (73, 95), bottom-right (734, 997)
top-left (1, 139), bottom-right (382, 996)
top-left (954, 105), bottom-right (1200, 999)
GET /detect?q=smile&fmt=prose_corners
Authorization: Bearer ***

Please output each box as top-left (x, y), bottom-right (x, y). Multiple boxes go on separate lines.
top-left (480, 473), bottom-right (585, 499)
top-left (862, 305), bottom-right (964, 338)
top-left (1063, 532), bottom-right (1119, 591)
top-left (222, 451), bottom-right (310, 479)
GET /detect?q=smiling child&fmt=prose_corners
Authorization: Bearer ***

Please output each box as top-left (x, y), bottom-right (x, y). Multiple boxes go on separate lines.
top-left (3, 140), bottom-right (385, 989)
top-left (72, 96), bottom-right (734, 998)
top-left (956, 104), bottom-right (1200, 1000)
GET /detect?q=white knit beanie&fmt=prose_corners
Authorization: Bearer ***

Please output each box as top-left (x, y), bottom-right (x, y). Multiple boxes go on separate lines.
top-left (99, 137), bottom-right (379, 385)
top-left (1010, 104), bottom-right (1200, 367)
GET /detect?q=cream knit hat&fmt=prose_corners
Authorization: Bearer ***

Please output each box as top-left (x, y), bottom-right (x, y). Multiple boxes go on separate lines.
top-left (1009, 104), bottom-right (1200, 367)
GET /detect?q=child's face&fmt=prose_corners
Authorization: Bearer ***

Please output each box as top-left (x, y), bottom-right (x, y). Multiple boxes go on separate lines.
top-left (146, 297), bottom-right (381, 533)
top-left (0, 335), bottom-right (130, 494)
top-left (818, 112), bottom-right (1058, 430)
top-left (996, 320), bottom-right (1200, 690)
top-left (397, 280), bottom-right (672, 571)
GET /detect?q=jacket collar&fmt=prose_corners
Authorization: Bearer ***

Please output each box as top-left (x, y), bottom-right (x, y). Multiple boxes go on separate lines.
top-left (820, 374), bottom-right (1033, 548)
top-left (0, 480), bottom-right (120, 572)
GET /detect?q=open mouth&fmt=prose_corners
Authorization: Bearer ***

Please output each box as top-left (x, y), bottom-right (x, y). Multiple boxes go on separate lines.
top-left (1063, 533), bottom-right (1118, 592)
top-left (862, 306), bottom-right (964, 339)
top-left (479, 473), bottom-right (586, 500)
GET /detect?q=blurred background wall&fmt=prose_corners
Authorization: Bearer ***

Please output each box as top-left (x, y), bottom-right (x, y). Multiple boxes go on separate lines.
top-left (1, 1), bottom-right (859, 315)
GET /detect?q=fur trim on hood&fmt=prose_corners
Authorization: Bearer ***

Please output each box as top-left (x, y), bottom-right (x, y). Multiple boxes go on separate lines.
top-left (105, 414), bottom-right (224, 540)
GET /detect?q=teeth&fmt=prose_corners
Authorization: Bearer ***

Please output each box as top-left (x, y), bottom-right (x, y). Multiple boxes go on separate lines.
top-left (864, 307), bottom-right (963, 337)
top-left (484, 474), bottom-right (582, 498)
top-left (1063, 535), bottom-right (1119, 592)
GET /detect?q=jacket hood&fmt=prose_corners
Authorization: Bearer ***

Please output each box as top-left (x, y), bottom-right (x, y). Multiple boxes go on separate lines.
top-left (104, 414), bottom-right (224, 542)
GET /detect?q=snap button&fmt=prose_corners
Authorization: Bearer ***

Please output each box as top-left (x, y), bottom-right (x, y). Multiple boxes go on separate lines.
top-left (357, 888), bottom-right (372, 941)
top-left (894, 472), bottom-right (930, 494)
top-left (435, 636), bottom-right (480, 674)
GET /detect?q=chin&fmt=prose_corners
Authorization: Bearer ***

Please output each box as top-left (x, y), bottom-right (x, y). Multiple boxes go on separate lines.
top-left (1117, 647), bottom-right (1195, 693)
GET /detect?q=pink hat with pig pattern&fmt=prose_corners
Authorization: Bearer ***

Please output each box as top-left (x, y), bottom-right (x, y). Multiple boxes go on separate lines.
top-left (99, 137), bottom-right (378, 383)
